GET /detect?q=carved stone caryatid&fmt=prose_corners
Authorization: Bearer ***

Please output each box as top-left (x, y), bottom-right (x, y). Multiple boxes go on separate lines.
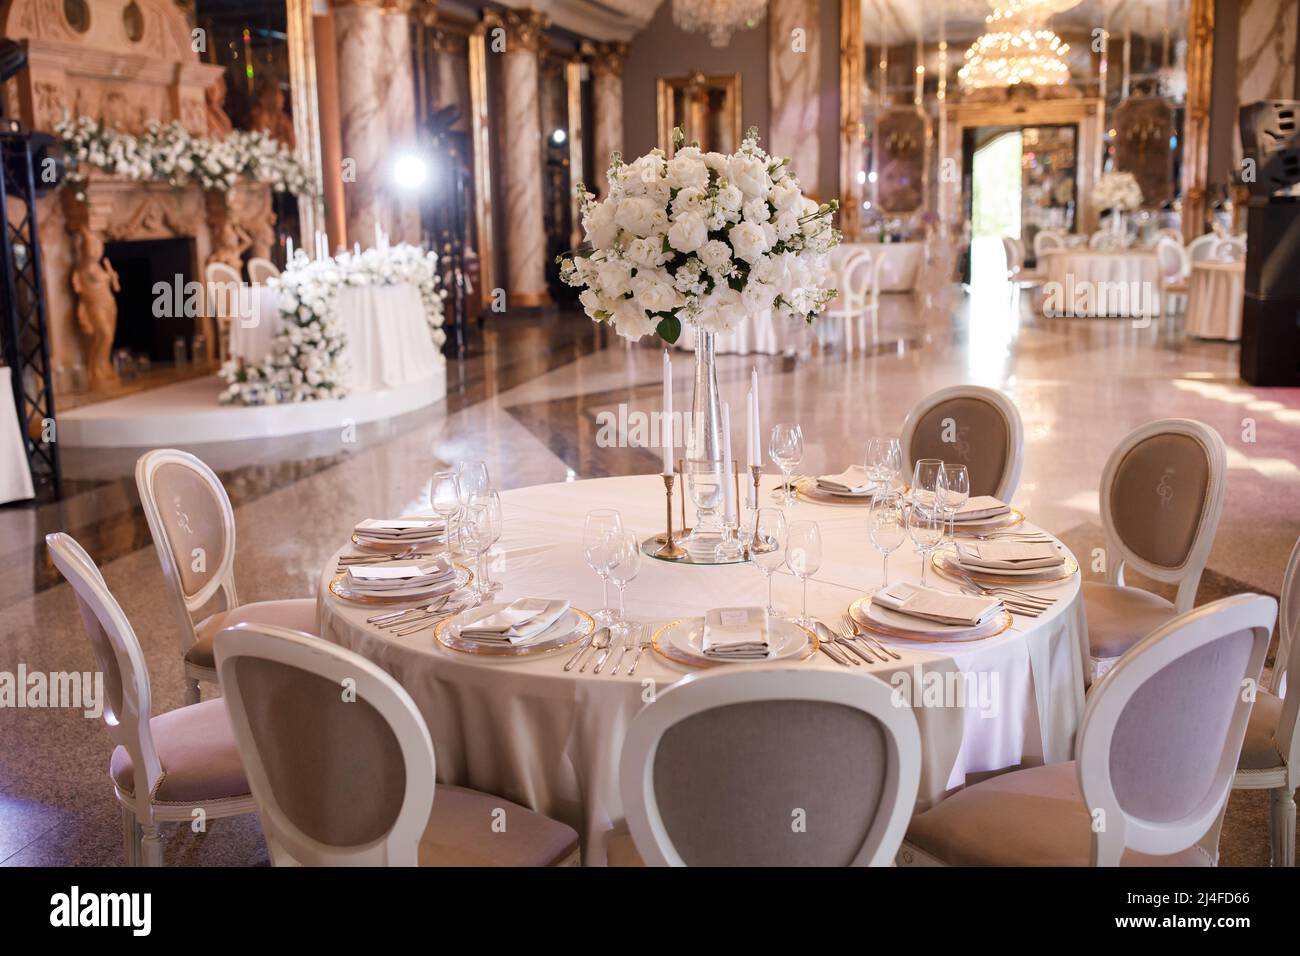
top-left (205, 74), bottom-right (233, 138)
top-left (582, 41), bottom-right (628, 198)
top-left (496, 7), bottom-right (551, 307)
top-left (70, 227), bottom-right (121, 392)
top-left (248, 76), bottom-right (296, 151)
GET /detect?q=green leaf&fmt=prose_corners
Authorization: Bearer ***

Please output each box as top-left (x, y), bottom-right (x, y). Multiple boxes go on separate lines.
top-left (656, 314), bottom-right (682, 344)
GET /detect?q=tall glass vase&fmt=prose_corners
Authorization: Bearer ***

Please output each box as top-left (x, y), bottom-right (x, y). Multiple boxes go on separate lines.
top-left (683, 329), bottom-right (725, 543)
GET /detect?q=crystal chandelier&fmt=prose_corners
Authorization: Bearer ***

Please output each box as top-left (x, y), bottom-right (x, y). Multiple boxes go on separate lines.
top-left (958, 5), bottom-right (1072, 91)
top-left (671, 0), bottom-right (766, 48)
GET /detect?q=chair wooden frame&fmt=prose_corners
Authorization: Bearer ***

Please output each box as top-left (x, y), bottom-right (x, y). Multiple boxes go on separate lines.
top-left (45, 532), bottom-right (256, 867)
top-left (618, 668), bottom-right (921, 866)
top-left (1078, 594), bottom-right (1275, 865)
top-left (214, 623), bottom-right (436, 866)
top-left (136, 449), bottom-right (241, 704)
top-left (900, 384), bottom-right (1025, 502)
top-left (1097, 419), bottom-right (1227, 614)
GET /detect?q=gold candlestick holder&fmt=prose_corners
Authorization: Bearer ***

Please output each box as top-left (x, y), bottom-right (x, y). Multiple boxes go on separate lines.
top-left (657, 458), bottom-right (692, 543)
top-left (655, 473), bottom-right (687, 559)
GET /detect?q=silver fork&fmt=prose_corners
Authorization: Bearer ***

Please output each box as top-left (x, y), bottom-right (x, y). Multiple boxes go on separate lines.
top-left (628, 626), bottom-right (653, 675)
top-left (610, 625), bottom-right (639, 675)
top-left (948, 566), bottom-right (1057, 605)
top-left (391, 598), bottom-right (475, 636)
top-left (367, 594), bottom-right (450, 626)
top-left (833, 621), bottom-right (880, 662)
top-left (841, 614), bottom-right (902, 661)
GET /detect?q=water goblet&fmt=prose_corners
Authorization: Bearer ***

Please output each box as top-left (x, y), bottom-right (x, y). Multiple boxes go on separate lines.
top-left (939, 464), bottom-right (970, 544)
top-left (868, 493), bottom-right (906, 590)
top-left (583, 509), bottom-right (623, 624)
top-left (430, 471), bottom-right (462, 559)
top-left (769, 424), bottom-right (805, 506)
top-left (750, 508), bottom-right (788, 618)
top-left (906, 500), bottom-right (945, 587)
top-left (786, 520), bottom-right (822, 628)
top-left (607, 532), bottom-right (642, 639)
top-left (864, 436), bottom-right (903, 496)
top-left (466, 490), bottom-right (503, 594)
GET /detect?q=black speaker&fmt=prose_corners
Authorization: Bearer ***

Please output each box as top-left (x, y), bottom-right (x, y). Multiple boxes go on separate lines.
top-left (1240, 197), bottom-right (1300, 386)
top-left (1239, 100), bottom-right (1299, 197)
top-left (1240, 296), bottom-right (1300, 385)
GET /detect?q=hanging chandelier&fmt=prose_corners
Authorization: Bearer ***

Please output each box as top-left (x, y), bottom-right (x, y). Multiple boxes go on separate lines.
top-left (671, 0), bottom-right (766, 48)
top-left (958, 4), bottom-right (1072, 91)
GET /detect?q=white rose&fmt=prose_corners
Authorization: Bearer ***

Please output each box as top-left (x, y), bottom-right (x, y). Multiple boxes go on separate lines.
top-left (715, 182), bottom-right (743, 214)
top-left (583, 202), bottom-right (618, 248)
top-left (699, 240), bottom-right (732, 273)
top-left (596, 256), bottom-right (633, 298)
top-left (610, 298), bottom-right (657, 340)
top-left (671, 186), bottom-right (708, 218)
top-left (728, 220), bottom-right (771, 264)
top-left (631, 271), bottom-right (680, 314)
top-left (615, 197), bottom-right (665, 238)
top-left (626, 236), bottom-right (665, 269)
top-left (667, 211), bottom-right (708, 253)
top-left (666, 148), bottom-right (709, 191)
top-left (742, 279), bottom-right (778, 312)
top-left (773, 209), bottom-right (801, 241)
top-left (771, 179), bottom-right (801, 211)
top-left (728, 153), bottom-right (771, 198)
top-left (743, 198), bottom-right (771, 223)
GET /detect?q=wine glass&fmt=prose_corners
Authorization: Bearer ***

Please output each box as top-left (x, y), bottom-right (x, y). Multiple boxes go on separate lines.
top-left (939, 464), bottom-right (970, 544)
top-left (868, 493), bottom-right (906, 590)
top-left (864, 437), bottom-right (903, 496)
top-left (910, 458), bottom-right (943, 517)
top-left (583, 509), bottom-right (623, 624)
top-left (750, 508), bottom-right (788, 618)
top-left (907, 499), bottom-right (945, 587)
top-left (786, 520), bottom-right (822, 628)
top-left (769, 424), bottom-right (805, 505)
top-left (466, 490), bottom-right (503, 594)
top-left (430, 471), bottom-right (461, 558)
top-left (684, 460), bottom-right (724, 538)
top-left (455, 460), bottom-right (490, 550)
top-left (607, 532), bottom-right (642, 640)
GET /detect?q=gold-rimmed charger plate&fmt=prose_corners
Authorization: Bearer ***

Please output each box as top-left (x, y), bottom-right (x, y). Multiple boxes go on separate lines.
top-left (434, 607), bottom-right (595, 657)
top-left (651, 618), bottom-right (820, 669)
top-left (949, 508), bottom-right (1026, 534)
top-left (328, 563), bottom-right (472, 605)
top-left (847, 595), bottom-right (1014, 644)
top-left (931, 549), bottom-right (1078, 586)
top-left (795, 477), bottom-right (908, 506)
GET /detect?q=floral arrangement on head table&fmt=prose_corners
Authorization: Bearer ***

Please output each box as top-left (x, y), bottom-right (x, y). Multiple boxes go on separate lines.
top-left (558, 127), bottom-right (840, 344)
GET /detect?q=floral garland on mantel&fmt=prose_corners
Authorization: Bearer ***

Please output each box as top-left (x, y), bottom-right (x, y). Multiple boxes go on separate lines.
top-left (54, 116), bottom-right (316, 200)
top-left (219, 243), bottom-right (447, 406)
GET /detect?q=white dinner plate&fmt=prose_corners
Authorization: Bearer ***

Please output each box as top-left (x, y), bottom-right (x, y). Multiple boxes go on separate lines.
top-left (329, 566), bottom-right (471, 604)
top-left (437, 605), bottom-right (594, 657)
top-left (659, 616), bottom-right (813, 666)
top-left (952, 540), bottom-right (1073, 576)
top-left (863, 599), bottom-right (992, 636)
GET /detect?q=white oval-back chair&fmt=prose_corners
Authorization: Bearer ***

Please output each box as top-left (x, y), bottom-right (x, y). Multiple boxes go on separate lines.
top-left (1083, 419), bottom-right (1228, 682)
top-left (136, 449), bottom-right (319, 704)
top-left (1032, 229), bottom-right (1066, 260)
top-left (1154, 234), bottom-right (1190, 315)
top-left (1187, 232), bottom-right (1220, 265)
top-left (46, 532), bottom-right (257, 867)
top-left (1214, 236), bottom-right (1247, 262)
top-left (614, 668), bottom-right (920, 866)
top-left (823, 247), bottom-right (878, 351)
top-left (204, 261), bottom-right (243, 362)
top-left (900, 385), bottom-right (1024, 501)
top-left (902, 593), bottom-right (1276, 866)
top-left (1232, 537), bottom-right (1300, 865)
top-left (246, 257), bottom-right (280, 285)
top-left (213, 622), bottom-right (581, 866)
top-left (1089, 230), bottom-right (1127, 252)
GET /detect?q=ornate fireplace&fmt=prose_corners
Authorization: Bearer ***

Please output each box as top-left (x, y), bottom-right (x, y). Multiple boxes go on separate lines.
top-left (1, 0), bottom-right (277, 396)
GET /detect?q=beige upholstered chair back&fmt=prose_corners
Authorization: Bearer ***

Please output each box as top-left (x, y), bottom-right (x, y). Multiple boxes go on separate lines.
top-left (900, 385), bottom-right (1024, 501)
top-left (619, 669), bottom-right (920, 866)
top-left (1000, 237), bottom-right (1019, 277)
top-left (1033, 229), bottom-right (1065, 259)
top-left (1154, 235), bottom-right (1188, 283)
top-left (1271, 539), bottom-right (1300, 778)
top-left (45, 532), bottom-right (163, 814)
top-left (1187, 232), bottom-right (1219, 264)
top-left (1078, 594), bottom-right (1275, 865)
top-left (1215, 236), bottom-right (1247, 262)
top-left (1098, 419), bottom-right (1227, 612)
top-left (1090, 230), bottom-right (1126, 251)
top-left (136, 450), bottom-right (239, 659)
top-left (214, 623), bottom-right (436, 866)
top-left (247, 257), bottom-right (280, 285)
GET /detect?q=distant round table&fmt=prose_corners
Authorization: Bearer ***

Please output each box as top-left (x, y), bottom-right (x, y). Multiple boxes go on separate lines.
top-left (842, 240), bottom-right (924, 292)
top-left (1184, 260), bottom-right (1245, 341)
top-left (1038, 248), bottom-right (1162, 318)
top-left (318, 474), bottom-right (1087, 865)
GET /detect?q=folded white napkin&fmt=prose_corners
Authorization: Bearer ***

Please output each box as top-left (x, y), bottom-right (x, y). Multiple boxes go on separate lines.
top-left (458, 598), bottom-right (571, 644)
top-left (702, 607), bottom-right (771, 659)
top-left (956, 541), bottom-right (1064, 571)
top-left (816, 465), bottom-right (874, 495)
top-left (346, 557), bottom-right (454, 592)
top-left (871, 582), bottom-right (1002, 628)
top-left (354, 518), bottom-right (444, 540)
top-left (950, 496), bottom-right (1012, 522)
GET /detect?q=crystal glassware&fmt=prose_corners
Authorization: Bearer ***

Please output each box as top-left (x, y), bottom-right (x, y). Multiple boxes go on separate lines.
top-left (906, 498), bottom-right (945, 587)
top-left (786, 520), bottom-right (822, 628)
top-left (750, 507), bottom-right (788, 618)
top-left (430, 471), bottom-right (462, 559)
top-left (466, 490), bottom-right (503, 594)
top-left (939, 463), bottom-right (970, 544)
top-left (868, 492), bottom-right (906, 590)
top-left (583, 509), bottom-right (624, 624)
top-left (684, 459), bottom-right (724, 542)
top-left (864, 436), bottom-right (903, 496)
top-left (607, 532), bottom-right (642, 639)
top-left (768, 423), bottom-right (805, 506)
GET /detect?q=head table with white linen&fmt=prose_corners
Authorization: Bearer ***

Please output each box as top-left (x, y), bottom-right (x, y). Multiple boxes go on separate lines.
top-left (318, 474), bottom-right (1087, 865)
top-left (228, 283), bottom-right (440, 392)
top-left (1184, 260), bottom-right (1245, 341)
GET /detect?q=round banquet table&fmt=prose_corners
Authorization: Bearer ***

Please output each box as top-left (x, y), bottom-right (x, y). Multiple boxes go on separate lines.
top-left (228, 282), bottom-right (439, 391)
top-left (1038, 248), bottom-right (1162, 318)
top-left (318, 474), bottom-right (1088, 865)
top-left (1184, 260), bottom-right (1245, 341)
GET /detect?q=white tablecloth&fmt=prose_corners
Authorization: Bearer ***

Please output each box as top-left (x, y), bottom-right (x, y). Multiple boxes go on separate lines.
top-left (843, 241), bottom-right (924, 292)
top-left (318, 474), bottom-right (1087, 865)
top-left (229, 283), bottom-right (439, 391)
top-left (1039, 249), bottom-right (1162, 318)
top-left (0, 368), bottom-right (35, 503)
top-left (1185, 261), bottom-right (1245, 341)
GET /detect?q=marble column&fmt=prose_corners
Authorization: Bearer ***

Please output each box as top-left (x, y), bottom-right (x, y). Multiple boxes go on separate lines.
top-left (768, 0), bottom-right (820, 196)
top-left (332, 0), bottom-right (386, 247)
top-left (499, 8), bottom-right (551, 307)
top-left (584, 42), bottom-right (627, 198)
top-left (380, 0), bottom-right (420, 244)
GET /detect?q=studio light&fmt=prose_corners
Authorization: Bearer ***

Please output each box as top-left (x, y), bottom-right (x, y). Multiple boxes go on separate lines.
top-left (392, 152), bottom-right (431, 192)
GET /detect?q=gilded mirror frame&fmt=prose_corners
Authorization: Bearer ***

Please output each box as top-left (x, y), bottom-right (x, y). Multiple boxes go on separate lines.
top-left (656, 72), bottom-right (743, 155)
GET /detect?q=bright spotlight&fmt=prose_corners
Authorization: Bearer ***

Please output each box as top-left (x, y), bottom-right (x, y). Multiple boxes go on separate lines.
top-left (392, 153), bottom-right (430, 191)
top-left (550, 128), bottom-right (567, 146)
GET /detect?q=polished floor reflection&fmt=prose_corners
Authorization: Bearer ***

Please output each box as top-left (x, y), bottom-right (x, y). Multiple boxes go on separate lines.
top-left (2, 283), bottom-right (1298, 866)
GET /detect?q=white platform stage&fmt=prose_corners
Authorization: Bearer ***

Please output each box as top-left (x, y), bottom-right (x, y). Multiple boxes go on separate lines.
top-left (59, 365), bottom-right (446, 449)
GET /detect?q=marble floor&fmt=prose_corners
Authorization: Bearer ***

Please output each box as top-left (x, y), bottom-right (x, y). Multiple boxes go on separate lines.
top-left (2, 280), bottom-right (1298, 866)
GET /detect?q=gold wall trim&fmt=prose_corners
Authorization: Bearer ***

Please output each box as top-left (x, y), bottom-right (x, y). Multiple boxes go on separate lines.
top-left (838, 0), bottom-right (864, 239)
top-left (565, 57), bottom-right (584, 251)
top-left (287, 0), bottom-right (326, 248)
top-left (1181, 0), bottom-right (1214, 242)
top-left (468, 21), bottom-right (495, 309)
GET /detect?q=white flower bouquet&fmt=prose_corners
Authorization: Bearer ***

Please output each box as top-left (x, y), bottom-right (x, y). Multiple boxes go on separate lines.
top-left (1091, 171), bottom-right (1143, 213)
top-left (559, 127), bottom-right (839, 342)
top-left (220, 242), bottom-right (446, 406)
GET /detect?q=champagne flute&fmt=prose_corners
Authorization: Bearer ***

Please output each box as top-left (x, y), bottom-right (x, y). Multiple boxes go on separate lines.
top-left (430, 471), bottom-right (461, 559)
top-left (864, 437), bottom-right (903, 496)
top-left (583, 509), bottom-right (623, 624)
top-left (750, 507), bottom-right (788, 617)
top-left (607, 532), bottom-right (642, 640)
top-left (768, 424), bottom-right (805, 506)
top-left (786, 520), bottom-right (822, 628)
top-left (868, 493), bottom-right (906, 590)
top-left (939, 464), bottom-right (970, 545)
top-left (466, 490), bottom-right (503, 594)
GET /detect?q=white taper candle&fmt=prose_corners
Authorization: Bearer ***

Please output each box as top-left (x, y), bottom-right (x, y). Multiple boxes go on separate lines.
top-left (661, 350), bottom-right (673, 476)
